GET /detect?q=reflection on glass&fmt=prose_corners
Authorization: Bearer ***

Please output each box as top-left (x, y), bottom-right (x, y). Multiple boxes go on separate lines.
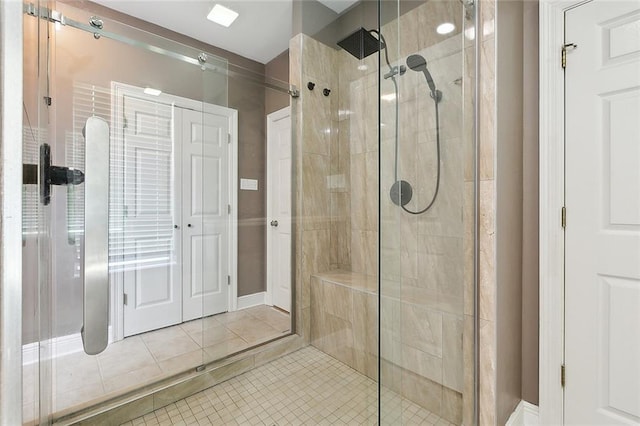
top-left (22, 2), bottom-right (292, 423)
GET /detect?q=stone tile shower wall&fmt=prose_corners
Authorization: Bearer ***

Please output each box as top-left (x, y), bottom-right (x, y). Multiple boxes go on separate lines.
top-left (292, 1), bottom-right (472, 424)
top-left (290, 33), bottom-right (337, 344)
top-left (375, 2), bottom-right (467, 423)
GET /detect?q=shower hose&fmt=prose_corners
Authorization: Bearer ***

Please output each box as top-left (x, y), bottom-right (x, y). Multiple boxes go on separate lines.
top-left (371, 30), bottom-right (442, 215)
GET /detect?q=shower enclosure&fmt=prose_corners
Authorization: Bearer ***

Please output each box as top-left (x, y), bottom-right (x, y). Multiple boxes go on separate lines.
top-left (10, 0), bottom-right (479, 424)
top-left (293, 0), bottom-right (477, 423)
top-left (22, 2), bottom-right (295, 423)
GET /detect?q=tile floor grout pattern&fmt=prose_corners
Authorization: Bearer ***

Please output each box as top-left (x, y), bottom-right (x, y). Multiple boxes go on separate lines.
top-left (23, 305), bottom-right (290, 423)
top-left (124, 346), bottom-right (455, 426)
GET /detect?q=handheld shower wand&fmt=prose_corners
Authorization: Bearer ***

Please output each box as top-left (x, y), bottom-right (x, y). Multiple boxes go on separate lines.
top-left (406, 54), bottom-right (442, 102)
top-left (387, 51), bottom-right (443, 215)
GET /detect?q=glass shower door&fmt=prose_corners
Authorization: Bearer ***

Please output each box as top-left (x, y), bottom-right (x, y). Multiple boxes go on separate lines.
top-left (378, 0), bottom-right (476, 424)
top-left (22, 2), bottom-right (229, 422)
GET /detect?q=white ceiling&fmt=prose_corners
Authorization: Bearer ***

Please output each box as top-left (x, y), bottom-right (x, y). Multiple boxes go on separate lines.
top-left (317, 0), bottom-right (358, 14)
top-left (93, 0), bottom-right (359, 64)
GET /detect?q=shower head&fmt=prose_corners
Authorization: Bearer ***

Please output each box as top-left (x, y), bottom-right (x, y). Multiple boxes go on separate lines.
top-left (406, 54), bottom-right (437, 94)
top-left (337, 28), bottom-right (385, 60)
top-left (406, 54), bottom-right (427, 71)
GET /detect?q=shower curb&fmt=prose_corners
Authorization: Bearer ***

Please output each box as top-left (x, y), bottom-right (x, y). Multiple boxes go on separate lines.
top-left (51, 334), bottom-right (305, 426)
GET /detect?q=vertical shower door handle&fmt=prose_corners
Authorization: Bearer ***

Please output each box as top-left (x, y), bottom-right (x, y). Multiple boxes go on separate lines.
top-left (81, 117), bottom-right (110, 355)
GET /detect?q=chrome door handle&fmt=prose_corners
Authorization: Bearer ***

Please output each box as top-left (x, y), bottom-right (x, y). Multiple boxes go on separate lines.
top-left (81, 116), bottom-right (110, 356)
top-left (270, 220), bottom-right (279, 227)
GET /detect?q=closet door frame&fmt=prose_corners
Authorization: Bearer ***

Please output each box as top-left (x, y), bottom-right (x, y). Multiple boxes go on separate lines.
top-left (111, 82), bottom-right (238, 341)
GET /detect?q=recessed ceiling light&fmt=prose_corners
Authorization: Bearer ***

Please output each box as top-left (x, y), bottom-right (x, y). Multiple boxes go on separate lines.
top-left (207, 4), bottom-right (239, 27)
top-left (437, 22), bottom-right (455, 35)
top-left (143, 87), bottom-right (162, 96)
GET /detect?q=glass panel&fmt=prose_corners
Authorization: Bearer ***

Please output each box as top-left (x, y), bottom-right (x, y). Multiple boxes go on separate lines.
top-left (20, 0), bottom-right (479, 422)
top-left (23, 1), bottom-right (295, 422)
top-left (22, 1), bottom-right (226, 422)
top-left (22, 4), bottom-right (53, 421)
top-left (292, 0), bottom-right (381, 421)
top-left (199, 68), bottom-right (294, 359)
top-left (379, 0), bottom-right (475, 424)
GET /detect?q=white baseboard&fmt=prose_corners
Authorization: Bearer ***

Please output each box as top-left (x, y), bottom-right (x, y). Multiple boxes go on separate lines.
top-left (237, 292), bottom-right (266, 310)
top-left (22, 326), bottom-right (114, 365)
top-left (506, 400), bottom-right (539, 426)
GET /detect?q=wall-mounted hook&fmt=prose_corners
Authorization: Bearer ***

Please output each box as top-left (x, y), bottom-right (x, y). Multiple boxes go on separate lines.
top-left (323, 88), bottom-right (331, 96)
top-left (307, 82), bottom-right (315, 90)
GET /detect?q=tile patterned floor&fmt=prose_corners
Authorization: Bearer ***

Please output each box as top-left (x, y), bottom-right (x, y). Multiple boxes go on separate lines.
top-left (22, 305), bottom-right (290, 423)
top-left (124, 347), bottom-right (454, 426)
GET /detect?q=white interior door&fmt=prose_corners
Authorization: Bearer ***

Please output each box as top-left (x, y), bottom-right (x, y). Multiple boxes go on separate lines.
top-left (267, 107), bottom-right (292, 312)
top-left (122, 95), bottom-right (181, 336)
top-left (565, 1), bottom-right (640, 423)
top-left (181, 108), bottom-right (231, 321)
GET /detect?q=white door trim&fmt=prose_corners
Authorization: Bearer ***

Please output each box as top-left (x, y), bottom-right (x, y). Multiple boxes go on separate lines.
top-left (111, 82), bottom-right (239, 338)
top-left (265, 106), bottom-right (291, 308)
top-left (229, 109), bottom-right (239, 312)
top-left (538, 0), bottom-right (591, 423)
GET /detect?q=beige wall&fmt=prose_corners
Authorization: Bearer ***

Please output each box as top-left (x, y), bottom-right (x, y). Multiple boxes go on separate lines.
top-left (265, 50), bottom-right (291, 115)
top-left (480, 0), bottom-right (540, 422)
top-left (522, 0), bottom-right (540, 406)
top-left (231, 75), bottom-right (268, 297)
top-left (495, 0), bottom-right (524, 421)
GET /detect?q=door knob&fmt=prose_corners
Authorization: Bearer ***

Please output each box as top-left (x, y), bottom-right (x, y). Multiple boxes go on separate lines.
top-left (270, 220), bottom-right (279, 227)
top-left (187, 223), bottom-right (192, 227)
top-left (174, 225), bottom-right (179, 229)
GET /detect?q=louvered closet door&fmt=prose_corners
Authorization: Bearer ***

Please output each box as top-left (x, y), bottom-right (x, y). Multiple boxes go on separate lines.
top-left (181, 108), bottom-right (230, 321)
top-left (122, 96), bottom-right (181, 336)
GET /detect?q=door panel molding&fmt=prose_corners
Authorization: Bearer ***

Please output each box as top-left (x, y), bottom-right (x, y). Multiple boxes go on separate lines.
top-left (540, 0), bottom-right (640, 423)
top-left (181, 107), bottom-right (233, 320)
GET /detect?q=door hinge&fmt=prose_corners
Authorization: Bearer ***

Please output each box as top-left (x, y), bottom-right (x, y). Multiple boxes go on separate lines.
top-left (228, 204), bottom-right (231, 214)
top-left (562, 43), bottom-right (578, 69)
top-left (561, 206), bottom-right (567, 228)
top-left (227, 275), bottom-right (231, 285)
top-left (228, 133), bottom-right (231, 144)
top-left (561, 364), bottom-right (566, 387)
top-left (123, 293), bottom-right (128, 305)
